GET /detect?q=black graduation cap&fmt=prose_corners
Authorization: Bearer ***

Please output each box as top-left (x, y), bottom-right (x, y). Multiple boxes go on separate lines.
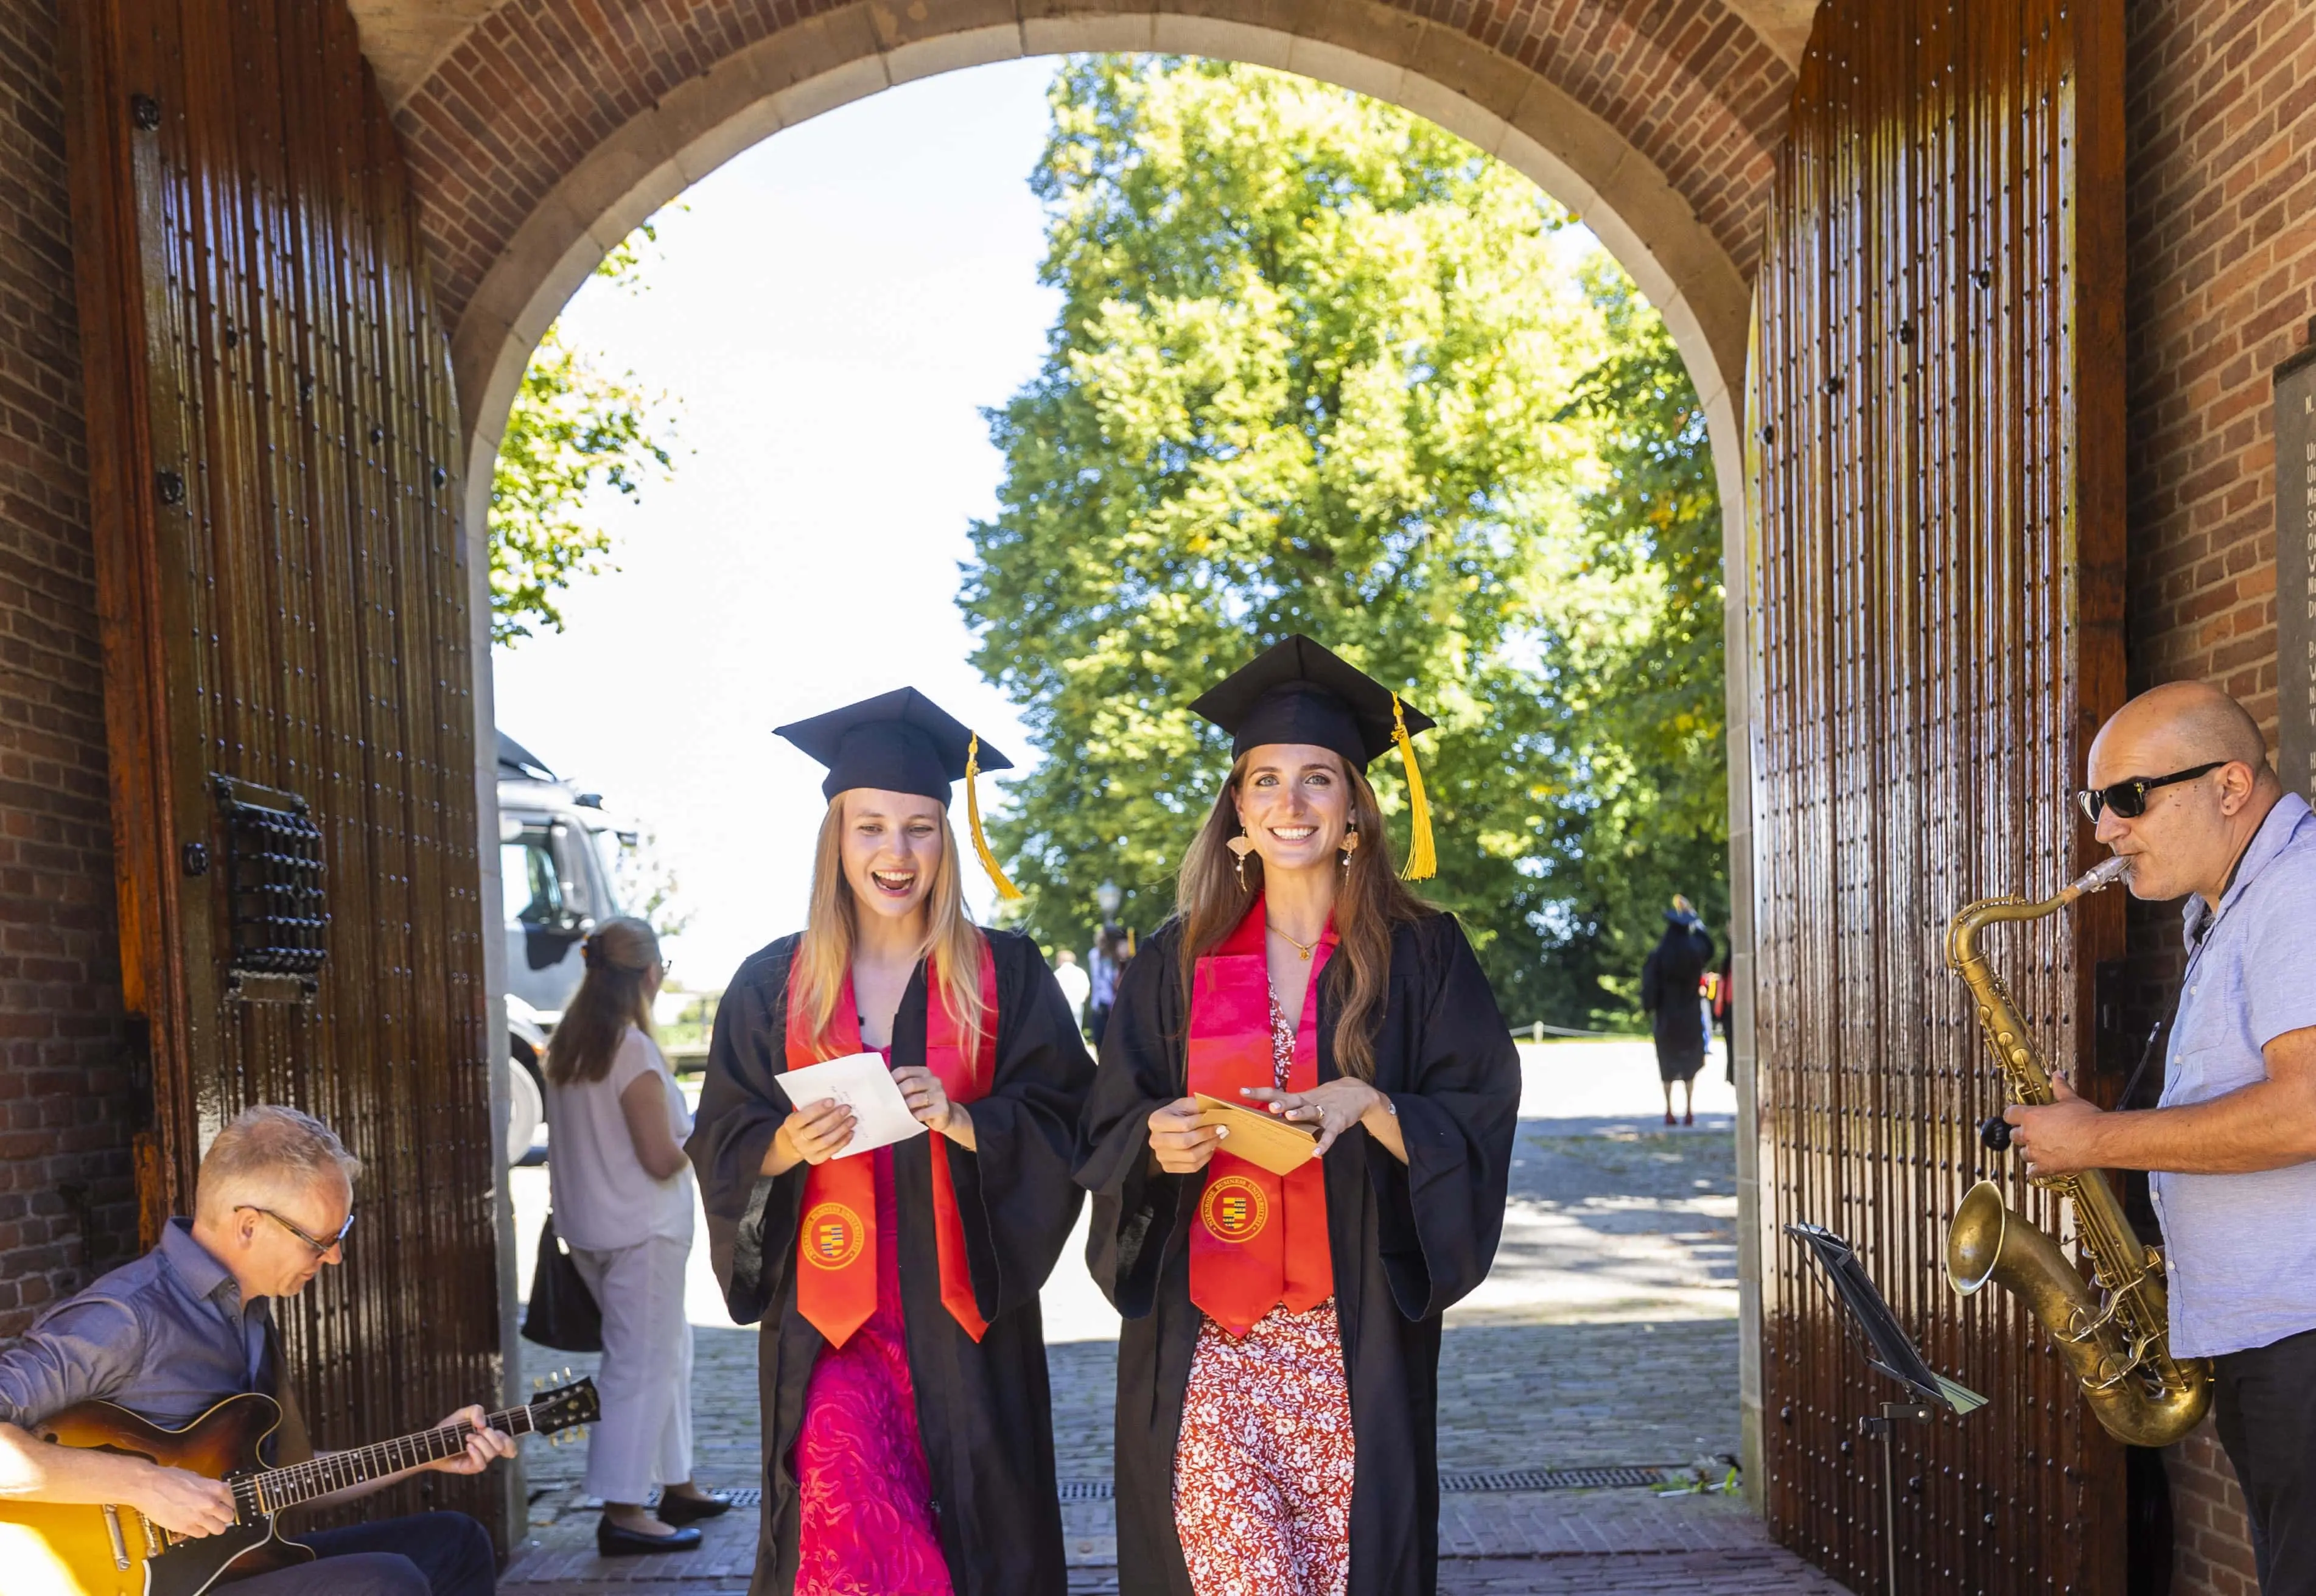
top-left (1188, 635), bottom-right (1438, 880)
top-left (774, 688), bottom-right (1023, 898)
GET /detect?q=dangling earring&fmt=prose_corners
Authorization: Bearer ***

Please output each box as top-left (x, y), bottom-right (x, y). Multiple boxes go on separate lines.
top-left (1227, 827), bottom-right (1255, 889)
top-left (1340, 825), bottom-right (1360, 873)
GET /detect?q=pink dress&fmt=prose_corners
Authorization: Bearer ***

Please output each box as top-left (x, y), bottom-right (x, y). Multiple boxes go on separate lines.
top-left (1170, 993), bottom-right (1357, 1596)
top-left (791, 1136), bottom-right (954, 1595)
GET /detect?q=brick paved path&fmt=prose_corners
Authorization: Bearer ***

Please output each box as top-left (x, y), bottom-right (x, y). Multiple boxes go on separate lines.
top-left (502, 1042), bottom-right (1852, 1594)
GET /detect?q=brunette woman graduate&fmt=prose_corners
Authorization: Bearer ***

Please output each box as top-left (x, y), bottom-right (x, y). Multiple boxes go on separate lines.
top-left (1078, 637), bottom-right (1522, 1596)
top-left (686, 688), bottom-right (1094, 1596)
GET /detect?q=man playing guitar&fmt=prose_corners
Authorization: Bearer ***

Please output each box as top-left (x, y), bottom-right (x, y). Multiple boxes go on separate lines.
top-left (0, 1105), bottom-right (516, 1595)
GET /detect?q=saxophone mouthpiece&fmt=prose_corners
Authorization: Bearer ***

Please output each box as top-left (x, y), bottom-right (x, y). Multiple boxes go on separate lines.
top-left (2069, 855), bottom-right (2133, 897)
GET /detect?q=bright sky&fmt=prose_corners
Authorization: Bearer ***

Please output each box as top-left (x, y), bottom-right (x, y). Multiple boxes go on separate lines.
top-left (490, 59), bottom-right (1062, 986)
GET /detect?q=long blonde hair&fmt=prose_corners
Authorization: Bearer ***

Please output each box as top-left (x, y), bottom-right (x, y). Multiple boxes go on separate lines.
top-left (545, 915), bottom-right (660, 1085)
top-left (791, 796), bottom-right (988, 1062)
top-left (1175, 754), bottom-right (1430, 1081)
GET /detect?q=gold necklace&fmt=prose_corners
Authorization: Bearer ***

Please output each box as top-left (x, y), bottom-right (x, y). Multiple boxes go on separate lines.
top-left (1268, 923), bottom-right (1320, 962)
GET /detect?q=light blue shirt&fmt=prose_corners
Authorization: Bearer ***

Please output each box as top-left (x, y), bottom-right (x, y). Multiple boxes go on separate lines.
top-left (2150, 791), bottom-right (2316, 1359)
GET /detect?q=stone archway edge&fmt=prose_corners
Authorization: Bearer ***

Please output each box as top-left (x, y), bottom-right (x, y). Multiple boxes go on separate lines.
top-left (440, 0), bottom-right (1752, 492)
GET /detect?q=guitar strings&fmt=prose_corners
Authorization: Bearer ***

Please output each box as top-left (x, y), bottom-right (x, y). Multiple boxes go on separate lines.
top-left (242, 1402), bottom-right (539, 1516)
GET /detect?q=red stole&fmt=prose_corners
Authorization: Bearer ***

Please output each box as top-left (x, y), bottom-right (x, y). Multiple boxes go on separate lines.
top-left (1187, 900), bottom-right (1335, 1336)
top-left (785, 943), bottom-right (998, 1348)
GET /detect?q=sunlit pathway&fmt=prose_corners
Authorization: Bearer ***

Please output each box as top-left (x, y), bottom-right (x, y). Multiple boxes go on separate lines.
top-left (502, 1040), bottom-right (1851, 1592)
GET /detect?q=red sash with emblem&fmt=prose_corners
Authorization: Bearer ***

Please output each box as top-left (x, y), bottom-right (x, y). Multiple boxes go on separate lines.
top-left (786, 943), bottom-right (998, 1349)
top-left (1188, 900), bottom-right (1335, 1337)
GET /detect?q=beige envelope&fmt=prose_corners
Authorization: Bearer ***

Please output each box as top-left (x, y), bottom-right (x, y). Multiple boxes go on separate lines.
top-left (1194, 1092), bottom-right (1323, 1177)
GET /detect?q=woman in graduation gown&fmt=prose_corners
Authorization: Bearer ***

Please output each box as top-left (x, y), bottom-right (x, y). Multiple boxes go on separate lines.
top-left (687, 688), bottom-right (1094, 1596)
top-left (1077, 636), bottom-right (1522, 1596)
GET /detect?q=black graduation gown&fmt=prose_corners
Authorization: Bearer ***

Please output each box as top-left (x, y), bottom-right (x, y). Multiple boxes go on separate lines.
top-left (1077, 912), bottom-right (1521, 1596)
top-left (687, 927), bottom-right (1094, 1596)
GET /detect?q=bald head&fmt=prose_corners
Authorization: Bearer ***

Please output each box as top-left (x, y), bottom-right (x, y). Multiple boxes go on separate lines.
top-left (2086, 682), bottom-right (2282, 906)
top-left (2091, 681), bottom-right (2271, 779)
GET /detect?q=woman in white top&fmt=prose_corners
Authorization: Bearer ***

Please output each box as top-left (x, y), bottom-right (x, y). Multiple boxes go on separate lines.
top-left (542, 914), bottom-right (729, 1555)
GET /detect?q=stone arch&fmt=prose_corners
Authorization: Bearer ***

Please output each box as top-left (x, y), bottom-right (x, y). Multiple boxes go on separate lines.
top-left (348, 0), bottom-right (1804, 533)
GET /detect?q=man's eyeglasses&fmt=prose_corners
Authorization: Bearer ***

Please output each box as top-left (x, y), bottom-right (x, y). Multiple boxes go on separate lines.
top-left (2075, 761), bottom-right (2225, 823)
top-left (240, 1204), bottom-right (355, 1256)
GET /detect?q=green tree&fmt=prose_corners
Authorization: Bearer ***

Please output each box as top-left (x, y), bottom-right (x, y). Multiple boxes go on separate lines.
top-left (964, 57), bottom-right (1724, 1023)
top-left (1539, 271), bottom-right (1729, 1015)
top-left (489, 229), bottom-right (679, 645)
top-left (614, 827), bottom-right (697, 942)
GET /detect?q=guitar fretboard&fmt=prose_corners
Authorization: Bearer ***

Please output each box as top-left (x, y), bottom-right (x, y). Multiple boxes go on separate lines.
top-left (237, 1403), bottom-right (539, 1516)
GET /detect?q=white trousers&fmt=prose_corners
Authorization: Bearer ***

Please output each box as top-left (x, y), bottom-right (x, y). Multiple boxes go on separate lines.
top-left (569, 1234), bottom-right (694, 1504)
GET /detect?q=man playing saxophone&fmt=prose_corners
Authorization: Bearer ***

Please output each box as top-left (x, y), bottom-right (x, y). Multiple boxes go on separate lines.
top-left (2007, 681), bottom-right (2316, 1596)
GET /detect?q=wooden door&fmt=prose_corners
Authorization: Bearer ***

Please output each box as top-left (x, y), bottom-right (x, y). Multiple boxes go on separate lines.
top-left (1748, 1), bottom-right (2127, 1591)
top-left (61, 0), bottom-right (500, 1527)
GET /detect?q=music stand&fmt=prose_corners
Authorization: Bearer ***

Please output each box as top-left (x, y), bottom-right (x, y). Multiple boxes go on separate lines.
top-left (1785, 1222), bottom-right (1985, 1596)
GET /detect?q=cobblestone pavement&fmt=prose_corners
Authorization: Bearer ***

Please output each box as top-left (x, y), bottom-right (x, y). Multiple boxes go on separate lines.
top-left (502, 1041), bottom-right (1851, 1594)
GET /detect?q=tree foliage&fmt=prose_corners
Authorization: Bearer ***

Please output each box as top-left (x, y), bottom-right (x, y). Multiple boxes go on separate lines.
top-left (488, 231), bottom-right (679, 646)
top-left (963, 58), bottom-right (1725, 1024)
top-left (615, 827), bottom-right (697, 942)
top-left (1534, 270), bottom-right (1729, 1013)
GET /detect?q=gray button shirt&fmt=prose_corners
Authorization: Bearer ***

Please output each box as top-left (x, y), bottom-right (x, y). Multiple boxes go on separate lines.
top-left (2152, 790), bottom-right (2316, 1359)
top-left (0, 1219), bottom-right (271, 1430)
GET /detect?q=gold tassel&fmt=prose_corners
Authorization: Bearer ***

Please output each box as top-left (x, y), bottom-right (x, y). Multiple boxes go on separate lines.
top-left (965, 734), bottom-right (1025, 901)
top-left (1391, 694), bottom-right (1436, 883)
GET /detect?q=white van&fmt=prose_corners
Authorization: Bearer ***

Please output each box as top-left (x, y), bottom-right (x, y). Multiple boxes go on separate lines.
top-left (497, 730), bottom-right (634, 1163)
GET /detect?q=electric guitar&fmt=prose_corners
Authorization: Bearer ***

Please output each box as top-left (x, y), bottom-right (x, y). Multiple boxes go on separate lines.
top-left (0, 1376), bottom-right (597, 1596)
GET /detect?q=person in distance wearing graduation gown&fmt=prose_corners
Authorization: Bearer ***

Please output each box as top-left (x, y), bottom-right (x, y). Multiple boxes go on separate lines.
top-left (1077, 636), bottom-right (1523, 1596)
top-left (684, 688), bottom-right (1094, 1596)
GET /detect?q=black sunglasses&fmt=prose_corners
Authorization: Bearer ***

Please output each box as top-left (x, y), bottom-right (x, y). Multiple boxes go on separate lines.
top-left (240, 1203), bottom-right (356, 1256)
top-left (2075, 761), bottom-right (2225, 823)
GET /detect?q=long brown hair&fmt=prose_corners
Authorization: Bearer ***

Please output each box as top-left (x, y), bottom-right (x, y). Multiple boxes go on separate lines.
top-left (1175, 753), bottom-right (1430, 1080)
top-left (545, 915), bottom-right (660, 1086)
top-left (791, 796), bottom-right (988, 1063)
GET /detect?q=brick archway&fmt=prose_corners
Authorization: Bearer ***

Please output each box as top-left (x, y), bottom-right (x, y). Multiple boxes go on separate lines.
top-left (344, 0), bottom-right (1810, 1502)
top-left (344, 0), bottom-right (1809, 533)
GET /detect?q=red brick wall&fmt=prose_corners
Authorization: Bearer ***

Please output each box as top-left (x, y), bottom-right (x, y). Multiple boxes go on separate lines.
top-left (2125, 1), bottom-right (2312, 718)
top-left (2123, 1), bottom-right (2316, 1590)
top-left (0, 0), bottom-right (142, 1338)
top-left (2169, 1429), bottom-right (2262, 1596)
top-left (392, 0), bottom-right (1799, 340)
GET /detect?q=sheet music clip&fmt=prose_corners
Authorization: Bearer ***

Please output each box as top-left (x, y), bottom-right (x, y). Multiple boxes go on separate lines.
top-left (1785, 1221), bottom-right (1985, 1596)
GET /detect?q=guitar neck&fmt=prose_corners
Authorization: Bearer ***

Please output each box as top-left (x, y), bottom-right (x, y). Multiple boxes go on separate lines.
top-left (245, 1403), bottom-right (536, 1512)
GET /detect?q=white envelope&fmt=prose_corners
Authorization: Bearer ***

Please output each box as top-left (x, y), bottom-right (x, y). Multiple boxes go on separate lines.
top-left (780, 1051), bottom-right (926, 1158)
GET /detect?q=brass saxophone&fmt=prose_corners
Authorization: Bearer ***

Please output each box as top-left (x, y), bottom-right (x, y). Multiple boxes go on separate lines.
top-left (1944, 855), bottom-right (2212, 1447)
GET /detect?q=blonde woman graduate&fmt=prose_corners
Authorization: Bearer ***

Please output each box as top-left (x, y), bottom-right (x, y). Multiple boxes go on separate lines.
top-left (1076, 637), bottom-right (1522, 1596)
top-left (685, 689), bottom-right (1095, 1596)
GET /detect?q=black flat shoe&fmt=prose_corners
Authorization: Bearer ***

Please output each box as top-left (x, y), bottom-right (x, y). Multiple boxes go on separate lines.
top-left (596, 1516), bottom-right (703, 1556)
top-left (654, 1490), bottom-right (735, 1526)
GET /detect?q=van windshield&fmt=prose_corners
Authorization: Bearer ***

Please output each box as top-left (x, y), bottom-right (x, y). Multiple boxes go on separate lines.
top-left (503, 829), bottom-right (564, 925)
